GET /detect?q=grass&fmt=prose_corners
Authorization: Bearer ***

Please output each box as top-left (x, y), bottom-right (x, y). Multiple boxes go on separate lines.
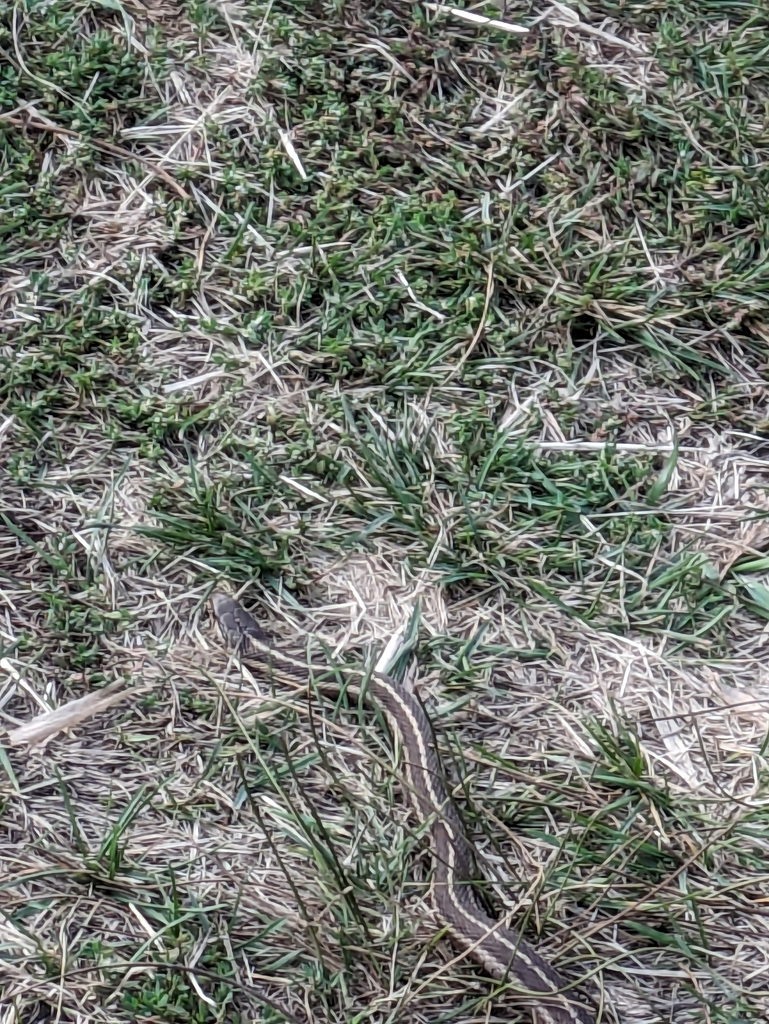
top-left (1, 0), bottom-right (769, 1021)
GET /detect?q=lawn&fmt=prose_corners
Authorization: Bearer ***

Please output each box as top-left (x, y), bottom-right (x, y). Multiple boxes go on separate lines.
top-left (1, 0), bottom-right (769, 1021)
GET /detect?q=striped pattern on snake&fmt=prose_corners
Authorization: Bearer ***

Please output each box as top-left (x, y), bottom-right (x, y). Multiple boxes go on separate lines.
top-left (212, 592), bottom-right (597, 1024)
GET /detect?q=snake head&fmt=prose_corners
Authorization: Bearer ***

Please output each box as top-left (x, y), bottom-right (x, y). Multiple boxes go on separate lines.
top-left (211, 591), bottom-right (272, 650)
top-left (211, 591), bottom-right (236, 619)
top-left (211, 591), bottom-right (244, 648)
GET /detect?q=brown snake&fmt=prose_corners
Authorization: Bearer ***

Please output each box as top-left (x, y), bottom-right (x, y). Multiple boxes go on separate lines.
top-left (212, 592), bottom-right (597, 1024)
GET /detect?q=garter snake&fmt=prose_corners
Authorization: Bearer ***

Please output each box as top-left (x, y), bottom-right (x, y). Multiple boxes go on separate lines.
top-left (212, 591), bottom-right (596, 1024)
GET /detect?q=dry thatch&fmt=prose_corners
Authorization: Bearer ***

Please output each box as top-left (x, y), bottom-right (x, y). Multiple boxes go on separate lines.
top-left (2, 0), bottom-right (769, 1022)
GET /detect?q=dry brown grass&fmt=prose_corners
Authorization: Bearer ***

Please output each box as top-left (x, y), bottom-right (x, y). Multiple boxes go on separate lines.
top-left (3, 0), bottom-right (769, 1022)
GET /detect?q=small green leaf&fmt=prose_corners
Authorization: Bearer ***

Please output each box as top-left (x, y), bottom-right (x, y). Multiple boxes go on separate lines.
top-left (742, 581), bottom-right (769, 612)
top-left (647, 435), bottom-right (679, 505)
top-left (731, 555), bottom-right (769, 574)
top-left (0, 744), bottom-right (19, 794)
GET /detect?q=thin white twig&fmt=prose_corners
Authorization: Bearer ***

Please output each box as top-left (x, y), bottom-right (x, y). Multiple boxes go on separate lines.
top-left (424, 2), bottom-right (528, 35)
top-left (498, 153), bottom-right (559, 195)
top-left (279, 475), bottom-right (328, 503)
top-left (532, 441), bottom-right (705, 453)
top-left (278, 127), bottom-right (307, 181)
top-left (542, 2), bottom-right (647, 54)
top-left (396, 270), bottom-right (447, 321)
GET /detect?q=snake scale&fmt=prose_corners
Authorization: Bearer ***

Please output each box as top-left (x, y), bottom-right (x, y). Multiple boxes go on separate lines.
top-left (212, 591), bottom-right (597, 1024)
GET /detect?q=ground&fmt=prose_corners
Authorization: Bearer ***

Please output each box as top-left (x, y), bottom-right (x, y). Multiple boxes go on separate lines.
top-left (1, 0), bottom-right (769, 1022)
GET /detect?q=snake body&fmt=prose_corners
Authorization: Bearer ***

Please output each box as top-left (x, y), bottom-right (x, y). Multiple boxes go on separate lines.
top-left (212, 592), bottom-right (596, 1024)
